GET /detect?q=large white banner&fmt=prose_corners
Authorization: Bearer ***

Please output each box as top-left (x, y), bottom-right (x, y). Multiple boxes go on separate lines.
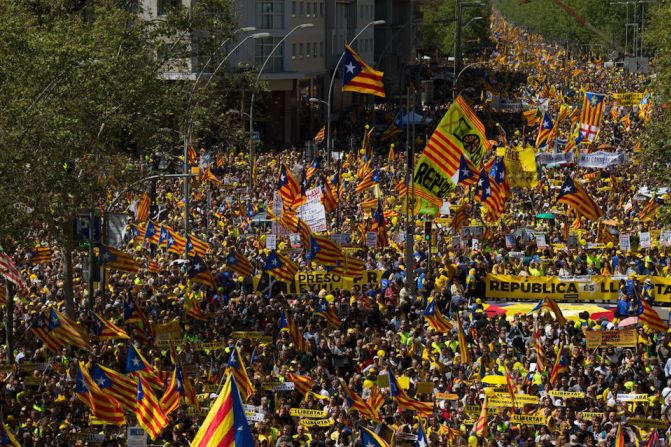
top-left (578, 151), bottom-right (626, 168)
top-left (536, 151), bottom-right (574, 166)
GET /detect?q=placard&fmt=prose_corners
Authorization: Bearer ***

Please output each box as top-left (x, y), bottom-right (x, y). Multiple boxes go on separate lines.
top-left (366, 232), bottom-right (378, 248)
top-left (660, 230), bottom-right (671, 247)
top-left (584, 328), bottom-right (637, 349)
top-left (416, 382), bottom-right (434, 394)
top-left (578, 412), bottom-right (604, 421)
top-left (617, 393), bottom-right (649, 402)
top-left (266, 234), bottom-right (277, 250)
top-left (472, 239), bottom-right (479, 251)
top-left (567, 234), bottom-right (579, 249)
top-left (548, 390), bottom-right (585, 399)
top-left (300, 418), bottom-right (334, 427)
top-left (493, 393), bottom-right (540, 404)
top-left (640, 232), bottom-right (651, 249)
top-left (628, 418), bottom-right (668, 429)
top-left (535, 233), bottom-right (547, 249)
top-left (505, 234), bottom-right (515, 249)
top-left (127, 427), bottom-right (147, 447)
top-left (619, 234), bottom-right (631, 251)
top-left (509, 414), bottom-right (546, 425)
top-left (297, 201), bottom-right (327, 232)
top-left (289, 408), bottom-right (328, 418)
top-left (262, 381), bottom-right (295, 391)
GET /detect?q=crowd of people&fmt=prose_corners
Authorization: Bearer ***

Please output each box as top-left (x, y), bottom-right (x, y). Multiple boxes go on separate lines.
top-left (0, 10), bottom-right (669, 447)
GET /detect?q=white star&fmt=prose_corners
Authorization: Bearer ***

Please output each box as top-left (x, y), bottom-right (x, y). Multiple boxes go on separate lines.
top-left (237, 426), bottom-right (244, 432)
top-left (544, 118), bottom-right (552, 128)
top-left (562, 186), bottom-right (572, 193)
top-left (418, 436), bottom-right (427, 447)
top-left (345, 62), bottom-right (356, 74)
top-left (167, 236), bottom-right (174, 244)
top-left (132, 357), bottom-right (141, 366)
top-left (478, 178), bottom-right (485, 186)
top-left (97, 377), bottom-right (106, 386)
top-left (367, 443), bottom-right (375, 447)
top-left (461, 168), bottom-right (470, 177)
top-left (51, 316), bottom-right (59, 326)
top-left (485, 187), bottom-right (491, 195)
top-left (280, 174), bottom-right (286, 182)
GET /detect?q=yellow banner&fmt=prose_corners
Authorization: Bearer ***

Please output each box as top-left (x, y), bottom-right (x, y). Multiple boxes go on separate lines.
top-left (289, 408), bottom-right (328, 418)
top-left (486, 274), bottom-right (671, 303)
top-left (153, 319), bottom-right (182, 345)
top-left (464, 405), bottom-right (498, 415)
top-left (612, 92), bottom-right (646, 106)
top-left (294, 270), bottom-right (383, 294)
top-left (578, 412), bottom-right (604, 421)
top-left (617, 393), bottom-right (648, 402)
top-left (231, 331), bottom-right (274, 343)
top-left (584, 328), bottom-right (637, 349)
top-left (510, 414), bottom-right (546, 425)
top-left (628, 418), bottom-right (668, 429)
top-left (494, 393), bottom-right (539, 404)
top-left (300, 418), bottom-right (334, 427)
top-left (435, 393), bottom-right (459, 401)
top-left (548, 390), bottom-right (585, 399)
top-left (504, 145), bottom-right (538, 188)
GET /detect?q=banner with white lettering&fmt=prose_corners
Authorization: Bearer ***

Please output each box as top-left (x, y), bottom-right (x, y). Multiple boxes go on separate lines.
top-left (536, 151), bottom-right (574, 166)
top-left (578, 151), bottom-right (626, 168)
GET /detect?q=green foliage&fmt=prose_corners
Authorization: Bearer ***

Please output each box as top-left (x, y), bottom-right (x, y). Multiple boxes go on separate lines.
top-left (0, 0), bottom-right (236, 249)
top-left (640, 1), bottom-right (671, 198)
top-left (492, 0), bottom-right (627, 54)
top-left (420, 0), bottom-right (491, 58)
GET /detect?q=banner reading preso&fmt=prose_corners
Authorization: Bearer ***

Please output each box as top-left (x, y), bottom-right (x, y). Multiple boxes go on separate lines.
top-left (485, 274), bottom-right (671, 303)
top-left (584, 328), bottom-right (637, 349)
top-left (294, 270), bottom-right (383, 294)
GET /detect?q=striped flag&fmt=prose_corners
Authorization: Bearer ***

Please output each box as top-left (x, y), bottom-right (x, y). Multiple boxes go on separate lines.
top-left (31, 246), bottom-right (52, 264)
top-left (135, 375), bottom-right (169, 440)
top-left (638, 298), bottom-right (667, 333)
top-left (549, 343), bottom-right (569, 385)
top-left (580, 91), bottom-right (606, 142)
top-left (372, 200), bottom-right (389, 248)
top-left (184, 296), bottom-right (207, 321)
top-left (472, 397), bottom-right (488, 437)
top-left (474, 170), bottom-right (505, 222)
top-left (355, 168), bottom-right (379, 193)
top-left (190, 374), bottom-right (255, 447)
top-left (423, 301), bottom-right (452, 332)
top-left (142, 221), bottom-right (161, 246)
top-left (126, 344), bottom-right (164, 388)
top-left (556, 176), bottom-right (603, 221)
top-left (92, 312), bottom-right (129, 340)
top-left (227, 348), bottom-right (255, 401)
top-left (451, 203), bottom-right (470, 232)
top-left (90, 364), bottom-right (137, 412)
top-left (99, 245), bottom-right (139, 273)
top-left (225, 250), bottom-right (255, 277)
top-left (456, 313), bottom-right (471, 364)
top-left (287, 372), bottom-right (314, 396)
top-left (201, 166), bottom-right (222, 185)
top-left (186, 233), bottom-right (210, 257)
top-left (277, 164), bottom-right (304, 209)
top-left (640, 193), bottom-right (663, 220)
top-left (263, 251), bottom-right (298, 284)
top-left (360, 427), bottom-right (390, 447)
top-left (307, 235), bottom-right (344, 267)
top-left (136, 193), bottom-right (151, 222)
top-left (321, 176), bottom-right (338, 213)
top-left (160, 364), bottom-right (198, 416)
top-left (147, 257), bottom-right (160, 273)
top-left (535, 112), bottom-right (555, 149)
top-left (279, 312), bottom-right (310, 353)
top-left (614, 423), bottom-right (625, 447)
top-left (47, 308), bottom-right (90, 350)
top-left (75, 362), bottom-right (125, 426)
top-left (187, 255), bottom-right (216, 289)
top-left (504, 365), bottom-right (516, 408)
top-left (306, 157), bottom-right (320, 179)
top-left (0, 416), bottom-right (20, 447)
top-left (31, 313), bottom-right (64, 351)
top-left (534, 325), bottom-right (546, 373)
top-left (315, 299), bottom-right (342, 328)
top-left (387, 369), bottom-right (433, 414)
top-left (158, 225), bottom-right (186, 255)
top-left (523, 108), bottom-right (543, 126)
top-left (0, 252), bottom-right (25, 289)
top-left (646, 429), bottom-right (661, 447)
top-left (339, 378), bottom-right (380, 422)
top-left (187, 146), bottom-right (198, 165)
top-left (380, 123), bottom-right (401, 142)
top-left (341, 44), bottom-right (385, 98)
top-left (314, 126), bottom-right (325, 143)
top-left (368, 385), bottom-right (384, 414)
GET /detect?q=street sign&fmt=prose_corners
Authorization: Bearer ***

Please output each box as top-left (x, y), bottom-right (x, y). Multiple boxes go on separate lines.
top-left (251, 131), bottom-right (260, 142)
top-left (73, 214), bottom-right (101, 243)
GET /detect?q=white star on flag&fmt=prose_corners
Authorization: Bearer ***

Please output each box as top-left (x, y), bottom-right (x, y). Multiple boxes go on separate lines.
top-left (345, 62), bottom-right (356, 74)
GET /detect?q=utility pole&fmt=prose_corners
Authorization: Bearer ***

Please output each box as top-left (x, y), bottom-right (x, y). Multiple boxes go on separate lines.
top-left (454, 0), bottom-right (463, 98)
top-left (404, 88), bottom-right (415, 299)
top-left (5, 282), bottom-right (13, 359)
top-left (87, 209), bottom-right (95, 311)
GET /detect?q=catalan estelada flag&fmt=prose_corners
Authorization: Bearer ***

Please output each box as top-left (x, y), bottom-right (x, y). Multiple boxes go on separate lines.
top-left (549, 343), bottom-right (569, 385)
top-left (126, 343), bottom-right (164, 388)
top-left (279, 312), bottom-right (310, 352)
top-left (474, 170), bottom-right (505, 222)
top-left (307, 235), bottom-right (344, 267)
top-left (355, 168), bottom-right (379, 193)
top-left (287, 372), bottom-right (314, 396)
top-left (423, 300), bottom-right (452, 332)
top-left (142, 221), bottom-right (161, 246)
top-left (190, 374), bottom-right (255, 447)
top-left (313, 126), bottom-right (325, 143)
top-left (184, 296), bottom-right (207, 321)
top-left (75, 362), bottom-right (125, 425)
top-left (31, 246), bottom-right (52, 264)
top-left (277, 164), bottom-right (304, 209)
top-left (225, 250), bottom-right (255, 277)
top-left (160, 364), bottom-right (198, 416)
top-left (31, 313), bottom-right (64, 352)
top-left (580, 91), bottom-right (606, 142)
top-left (263, 250), bottom-right (298, 284)
top-left (158, 225), bottom-right (186, 254)
top-left (321, 176), bottom-right (338, 213)
top-left (315, 299), bottom-right (342, 328)
top-left (372, 200), bottom-right (389, 248)
top-left (188, 255), bottom-right (216, 289)
top-left (387, 369), bottom-right (433, 414)
top-left (306, 157), bottom-right (320, 180)
top-left (368, 385), bottom-right (384, 414)
top-left (48, 308), bottom-right (90, 350)
top-left (100, 245), bottom-right (139, 273)
top-left (637, 296), bottom-right (668, 333)
top-left (456, 312), bottom-right (471, 364)
top-left (342, 44), bottom-right (385, 98)
top-left (339, 378), bottom-right (380, 422)
top-left (360, 426), bottom-right (390, 447)
top-left (227, 348), bottom-right (255, 402)
top-left (186, 233), bottom-right (210, 257)
top-left (91, 363), bottom-right (137, 412)
top-left (135, 374), bottom-right (169, 440)
top-left (0, 415), bottom-right (20, 447)
top-left (92, 312), bottom-right (129, 340)
top-left (504, 365), bottom-right (517, 409)
top-left (135, 193), bottom-right (151, 222)
top-left (556, 175), bottom-right (603, 221)
top-left (535, 112), bottom-right (555, 149)
top-left (614, 423), bottom-right (625, 447)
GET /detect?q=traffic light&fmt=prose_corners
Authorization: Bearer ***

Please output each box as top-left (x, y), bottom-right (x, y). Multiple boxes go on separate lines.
top-left (424, 221), bottom-right (431, 241)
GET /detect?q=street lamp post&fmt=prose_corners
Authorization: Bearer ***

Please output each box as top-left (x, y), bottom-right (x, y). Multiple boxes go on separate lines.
top-left (325, 20), bottom-right (385, 157)
top-left (248, 23), bottom-right (314, 193)
top-left (453, 1), bottom-right (484, 99)
top-left (182, 31), bottom-right (269, 243)
top-left (453, 61), bottom-right (487, 98)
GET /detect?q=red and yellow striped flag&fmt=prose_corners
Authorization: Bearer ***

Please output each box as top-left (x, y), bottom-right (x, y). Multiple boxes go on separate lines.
top-left (135, 374), bottom-right (169, 440)
top-left (287, 372), bottom-right (315, 396)
top-left (136, 193), bottom-right (150, 222)
top-left (472, 397), bottom-right (488, 437)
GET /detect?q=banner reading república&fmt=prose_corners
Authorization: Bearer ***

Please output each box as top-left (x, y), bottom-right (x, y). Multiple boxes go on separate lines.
top-left (412, 96), bottom-right (491, 212)
top-left (485, 274), bottom-right (671, 302)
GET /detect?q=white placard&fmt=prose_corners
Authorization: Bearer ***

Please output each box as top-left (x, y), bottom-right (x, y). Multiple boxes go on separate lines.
top-left (535, 233), bottom-right (547, 249)
top-left (471, 239), bottom-right (479, 251)
top-left (266, 234), bottom-right (277, 249)
top-left (639, 232), bottom-right (651, 249)
top-left (289, 234), bottom-right (301, 248)
top-left (127, 427), bottom-right (147, 447)
top-left (439, 201), bottom-right (451, 216)
top-left (660, 230), bottom-right (671, 247)
top-left (245, 411), bottom-right (266, 422)
top-left (297, 202), bottom-right (327, 232)
top-left (304, 186), bottom-right (322, 204)
top-left (505, 234), bottom-right (515, 249)
top-left (366, 232), bottom-right (378, 248)
top-left (619, 234), bottom-right (631, 251)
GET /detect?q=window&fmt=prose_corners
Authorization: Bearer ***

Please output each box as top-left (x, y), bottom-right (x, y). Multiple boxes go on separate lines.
top-left (319, 2), bottom-right (323, 17)
top-left (299, 43), bottom-right (304, 57)
top-left (255, 0), bottom-right (284, 29)
top-left (313, 3), bottom-right (317, 17)
top-left (157, 0), bottom-right (180, 16)
top-left (306, 2), bottom-right (311, 15)
top-left (292, 43), bottom-right (297, 57)
top-left (299, 1), bottom-right (304, 15)
top-left (292, 1), bottom-right (296, 15)
top-left (255, 37), bottom-right (284, 72)
top-left (320, 41), bottom-right (324, 57)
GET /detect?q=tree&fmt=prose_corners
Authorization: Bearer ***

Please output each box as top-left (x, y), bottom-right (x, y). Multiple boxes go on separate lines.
top-left (0, 0), bottom-right (237, 316)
